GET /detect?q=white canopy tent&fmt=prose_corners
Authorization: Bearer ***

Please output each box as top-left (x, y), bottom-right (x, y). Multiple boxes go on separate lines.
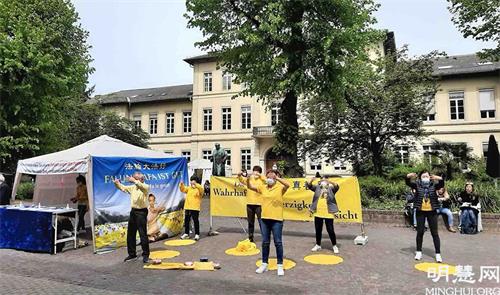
top-left (11, 135), bottom-right (176, 241)
top-left (187, 159), bottom-right (232, 185)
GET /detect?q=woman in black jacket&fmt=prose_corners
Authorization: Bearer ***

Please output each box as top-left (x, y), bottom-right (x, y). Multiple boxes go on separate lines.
top-left (458, 182), bottom-right (480, 234)
top-left (406, 171), bottom-right (444, 263)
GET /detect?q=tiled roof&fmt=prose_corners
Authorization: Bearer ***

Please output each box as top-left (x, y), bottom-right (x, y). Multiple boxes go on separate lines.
top-left (433, 54), bottom-right (500, 76)
top-left (93, 84), bottom-right (193, 105)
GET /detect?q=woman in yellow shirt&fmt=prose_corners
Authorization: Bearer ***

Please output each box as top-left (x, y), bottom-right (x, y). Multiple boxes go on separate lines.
top-left (238, 166), bottom-right (266, 242)
top-left (179, 176), bottom-right (204, 241)
top-left (71, 175), bottom-right (88, 233)
top-left (243, 169), bottom-right (290, 276)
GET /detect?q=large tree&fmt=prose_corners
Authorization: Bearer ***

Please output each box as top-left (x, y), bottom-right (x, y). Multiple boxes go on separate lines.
top-left (447, 0), bottom-right (500, 61)
top-left (0, 0), bottom-right (93, 172)
top-left (303, 48), bottom-right (440, 176)
top-left (185, 0), bottom-right (381, 176)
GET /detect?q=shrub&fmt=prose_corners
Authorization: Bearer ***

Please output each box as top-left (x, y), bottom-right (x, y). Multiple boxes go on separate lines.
top-left (16, 182), bottom-right (34, 200)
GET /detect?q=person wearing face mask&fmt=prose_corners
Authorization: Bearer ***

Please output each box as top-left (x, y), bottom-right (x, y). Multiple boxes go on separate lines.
top-left (238, 166), bottom-right (266, 242)
top-left (406, 171), bottom-right (444, 263)
top-left (244, 169), bottom-right (290, 276)
top-left (179, 175), bottom-right (204, 241)
top-left (306, 175), bottom-right (340, 253)
top-left (458, 182), bottom-right (480, 234)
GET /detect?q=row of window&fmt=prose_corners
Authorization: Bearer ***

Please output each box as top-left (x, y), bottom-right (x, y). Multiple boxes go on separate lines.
top-left (395, 142), bottom-right (493, 165)
top-left (425, 89), bottom-right (496, 122)
top-left (177, 149), bottom-right (252, 170)
top-left (203, 72), bottom-right (233, 92)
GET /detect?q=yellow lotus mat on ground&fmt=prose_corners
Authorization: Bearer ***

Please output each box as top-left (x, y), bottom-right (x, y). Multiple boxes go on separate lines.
top-left (164, 239), bottom-right (196, 246)
top-left (415, 262), bottom-right (457, 275)
top-left (225, 239), bottom-right (260, 256)
top-left (144, 262), bottom-right (215, 271)
top-left (256, 258), bottom-right (296, 270)
top-left (149, 250), bottom-right (181, 260)
top-left (304, 254), bottom-right (343, 265)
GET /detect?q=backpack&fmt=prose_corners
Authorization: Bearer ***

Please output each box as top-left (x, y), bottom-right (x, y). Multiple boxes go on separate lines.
top-left (460, 209), bottom-right (477, 235)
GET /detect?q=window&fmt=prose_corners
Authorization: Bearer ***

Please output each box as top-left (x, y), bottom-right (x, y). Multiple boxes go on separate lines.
top-left (396, 145), bottom-right (410, 164)
top-left (164, 150), bottom-right (173, 155)
top-left (224, 149), bottom-right (231, 166)
top-left (183, 111), bottom-right (192, 133)
top-left (222, 107), bottom-right (232, 130)
top-left (181, 151), bottom-right (191, 162)
top-left (483, 142), bottom-right (489, 159)
top-left (241, 149), bottom-right (251, 171)
top-left (165, 113), bottom-right (174, 134)
top-left (204, 72), bottom-right (212, 92)
top-left (479, 89), bottom-right (495, 119)
top-left (202, 149), bottom-right (212, 160)
top-left (423, 145), bottom-right (434, 163)
top-left (222, 73), bottom-right (232, 91)
top-left (333, 160), bottom-right (347, 171)
top-left (425, 98), bottom-right (436, 121)
top-left (310, 162), bottom-right (322, 171)
top-left (203, 109), bottom-right (212, 131)
top-left (133, 114), bottom-right (142, 130)
top-left (149, 113), bottom-right (158, 135)
top-left (271, 105), bottom-right (281, 126)
top-left (449, 91), bottom-right (465, 120)
top-left (241, 106), bottom-right (252, 129)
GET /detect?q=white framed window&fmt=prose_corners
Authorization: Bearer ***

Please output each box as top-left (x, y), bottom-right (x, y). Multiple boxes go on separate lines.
top-left (222, 107), bottom-right (232, 130)
top-left (241, 106), bottom-right (252, 129)
top-left (165, 113), bottom-right (174, 134)
top-left (222, 73), bottom-right (232, 91)
top-left (449, 91), bottom-right (465, 120)
top-left (149, 113), bottom-right (158, 135)
top-left (425, 98), bottom-right (436, 121)
top-left (241, 149), bottom-right (251, 171)
top-left (396, 145), bottom-right (410, 164)
top-left (479, 89), bottom-right (495, 119)
top-left (482, 142), bottom-right (489, 159)
top-left (333, 160), bottom-right (347, 171)
top-left (271, 105), bottom-right (281, 126)
top-left (181, 151), bottom-right (191, 162)
top-left (203, 109), bottom-right (212, 131)
top-left (164, 150), bottom-right (173, 155)
top-left (204, 72), bottom-right (212, 92)
top-left (202, 149), bottom-right (212, 160)
top-left (423, 145), bottom-right (433, 163)
top-left (133, 114), bottom-right (142, 130)
top-left (183, 111), bottom-right (192, 133)
top-left (224, 149), bottom-right (231, 166)
top-left (310, 162), bottom-right (322, 171)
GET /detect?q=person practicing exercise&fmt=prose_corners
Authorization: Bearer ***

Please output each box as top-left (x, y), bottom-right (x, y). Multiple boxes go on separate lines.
top-left (242, 169), bottom-right (290, 276)
top-left (238, 166), bottom-right (266, 242)
top-left (179, 175), bottom-right (204, 241)
top-left (114, 172), bottom-right (150, 263)
top-left (406, 171), bottom-right (444, 263)
top-left (306, 175), bottom-right (340, 254)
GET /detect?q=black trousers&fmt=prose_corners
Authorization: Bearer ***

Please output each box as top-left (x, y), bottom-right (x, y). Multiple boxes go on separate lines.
top-left (246, 204), bottom-right (262, 241)
top-left (127, 208), bottom-right (149, 258)
top-left (184, 209), bottom-right (200, 235)
top-left (416, 210), bottom-right (440, 253)
top-left (77, 204), bottom-right (87, 230)
top-left (314, 217), bottom-right (337, 246)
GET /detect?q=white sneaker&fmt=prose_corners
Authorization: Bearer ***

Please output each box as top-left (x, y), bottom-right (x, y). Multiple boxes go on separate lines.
top-left (277, 264), bottom-right (284, 276)
top-left (256, 263), bottom-right (268, 274)
top-left (414, 251), bottom-right (422, 261)
top-left (311, 244), bottom-right (322, 252)
top-left (180, 233), bottom-right (189, 240)
top-left (333, 245), bottom-right (339, 254)
top-left (435, 254), bottom-right (443, 263)
top-left (194, 234), bottom-right (200, 241)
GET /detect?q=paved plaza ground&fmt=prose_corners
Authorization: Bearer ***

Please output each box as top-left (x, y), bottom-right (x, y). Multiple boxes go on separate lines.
top-left (1, 200), bottom-right (499, 294)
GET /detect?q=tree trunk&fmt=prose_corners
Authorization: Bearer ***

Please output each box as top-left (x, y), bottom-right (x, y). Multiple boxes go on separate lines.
top-left (371, 142), bottom-right (384, 176)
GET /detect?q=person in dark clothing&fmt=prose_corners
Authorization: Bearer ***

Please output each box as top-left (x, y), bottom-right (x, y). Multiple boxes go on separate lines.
top-left (406, 171), bottom-right (444, 263)
top-left (436, 187), bottom-right (456, 233)
top-left (0, 174), bottom-right (11, 206)
top-left (203, 180), bottom-right (210, 198)
top-left (458, 182), bottom-right (480, 234)
top-left (70, 175), bottom-right (88, 232)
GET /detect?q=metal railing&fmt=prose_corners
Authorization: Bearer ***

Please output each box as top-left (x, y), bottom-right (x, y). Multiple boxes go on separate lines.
top-left (252, 126), bottom-right (274, 137)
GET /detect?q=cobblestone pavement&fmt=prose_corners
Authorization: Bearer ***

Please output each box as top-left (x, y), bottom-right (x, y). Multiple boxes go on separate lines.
top-left (1, 200), bottom-right (499, 294)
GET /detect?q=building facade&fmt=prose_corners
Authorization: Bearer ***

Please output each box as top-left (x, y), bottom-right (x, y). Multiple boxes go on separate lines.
top-left (96, 54), bottom-right (500, 176)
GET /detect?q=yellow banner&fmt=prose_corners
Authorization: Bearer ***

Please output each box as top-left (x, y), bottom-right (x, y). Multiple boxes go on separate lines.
top-left (210, 176), bottom-right (362, 223)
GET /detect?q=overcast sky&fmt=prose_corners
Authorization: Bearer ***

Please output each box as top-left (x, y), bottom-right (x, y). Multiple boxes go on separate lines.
top-left (72, 0), bottom-right (496, 95)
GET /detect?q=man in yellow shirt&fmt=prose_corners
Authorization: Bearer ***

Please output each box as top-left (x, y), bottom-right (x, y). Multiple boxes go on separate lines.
top-left (71, 175), bottom-right (89, 233)
top-left (114, 171), bottom-right (150, 263)
top-left (179, 175), bottom-right (204, 241)
top-left (238, 166), bottom-right (266, 242)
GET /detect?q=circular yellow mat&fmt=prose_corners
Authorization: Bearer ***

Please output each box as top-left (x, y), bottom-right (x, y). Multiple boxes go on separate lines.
top-left (225, 247), bottom-right (260, 256)
top-left (415, 262), bottom-right (456, 275)
top-left (149, 250), bottom-right (181, 260)
top-left (256, 258), bottom-right (296, 270)
top-left (164, 239), bottom-right (196, 246)
top-left (304, 254), bottom-right (343, 265)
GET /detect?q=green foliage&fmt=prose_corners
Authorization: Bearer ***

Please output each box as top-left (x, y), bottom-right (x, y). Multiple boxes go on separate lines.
top-left (0, 0), bottom-right (93, 172)
top-left (447, 0), bottom-right (500, 61)
top-left (428, 140), bottom-right (474, 180)
top-left (16, 181), bottom-right (34, 200)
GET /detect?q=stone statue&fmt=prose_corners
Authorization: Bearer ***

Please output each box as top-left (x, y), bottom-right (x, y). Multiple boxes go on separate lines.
top-left (211, 143), bottom-right (228, 176)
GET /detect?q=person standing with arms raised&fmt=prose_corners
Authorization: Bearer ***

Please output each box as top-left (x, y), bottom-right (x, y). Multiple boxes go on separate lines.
top-left (114, 171), bottom-right (150, 263)
top-left (238, 166), bottom-right (266, 242)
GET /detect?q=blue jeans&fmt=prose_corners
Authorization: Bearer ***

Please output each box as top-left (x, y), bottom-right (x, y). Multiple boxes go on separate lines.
top-left (460, 208), bottom-right (477, 227)
top-left (436, 208), bottom-right (454, 227)
top-left (260, 219), bottom-right (283, 264)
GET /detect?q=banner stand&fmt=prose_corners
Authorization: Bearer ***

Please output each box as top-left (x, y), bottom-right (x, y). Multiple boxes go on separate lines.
top-left (354, 223), bottom-right (368, 245)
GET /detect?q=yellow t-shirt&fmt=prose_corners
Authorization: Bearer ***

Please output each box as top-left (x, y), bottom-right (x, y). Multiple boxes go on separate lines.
top-left (76, 184), bottom-right (89, 205)
top-left (239, 175), bottom-right (266, 205)
top-left (114, 181), bottom-right (149, 209)
top-left (421, 198), bottom-right (432, 211)
top-left (258, 184), bottom-right (284, 221)
top-left (180, 183), bottom-right (204, 211)
top-left (314, 192), bottom-right (334, 219)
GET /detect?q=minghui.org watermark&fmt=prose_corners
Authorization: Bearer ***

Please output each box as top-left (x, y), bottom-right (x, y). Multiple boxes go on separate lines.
top-left (424, 265), bottom-right (500, 295)
top-left (425, 287), bottom-right (500, 295)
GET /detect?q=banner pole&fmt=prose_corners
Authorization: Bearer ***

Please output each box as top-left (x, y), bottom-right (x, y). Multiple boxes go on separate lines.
top-left (208, 176), bottom-right (218, 236)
